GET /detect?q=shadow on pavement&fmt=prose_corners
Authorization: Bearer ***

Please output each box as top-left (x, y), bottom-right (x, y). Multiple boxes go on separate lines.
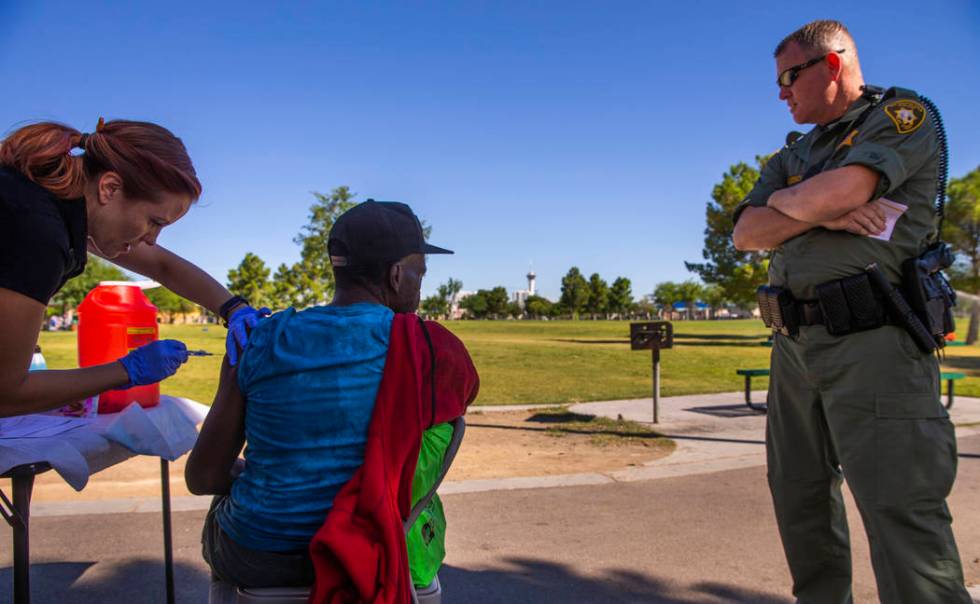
top-left (671, 341), bottom-right (770, 349)
top-left (440, 557), bottom-right (791, 603)
top-left (0, 558), bottom-right (210, 603)
top-left (673, 333), bottom-right (766, 342)
top-left (685, 404), bottom-right (765, 418)
top-left (550, 338), bottom-right (630, 345)
top-left (465, 422), bottom-right (667, 441)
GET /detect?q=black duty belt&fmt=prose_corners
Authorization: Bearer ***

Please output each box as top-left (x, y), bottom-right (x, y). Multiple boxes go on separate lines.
top-left (758, 272), bottom-right (895, 337)
top-left (795, 299), bottom-right (830, 326)
top-left (792, 298), bottom-right (898, 328)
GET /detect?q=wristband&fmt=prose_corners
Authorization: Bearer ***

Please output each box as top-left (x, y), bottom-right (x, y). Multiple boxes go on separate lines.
top-left (219, 295), bottom-right (248, 325)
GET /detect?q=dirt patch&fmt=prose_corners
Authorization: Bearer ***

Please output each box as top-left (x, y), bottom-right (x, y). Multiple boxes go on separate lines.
top-left (447, 408), bottom-right (674, 481)
top-left (28, 408), bottom-right (674, 502)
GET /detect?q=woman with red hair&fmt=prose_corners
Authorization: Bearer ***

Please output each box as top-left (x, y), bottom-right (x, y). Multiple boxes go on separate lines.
top-left (0, 119), bottom-right (266, 416)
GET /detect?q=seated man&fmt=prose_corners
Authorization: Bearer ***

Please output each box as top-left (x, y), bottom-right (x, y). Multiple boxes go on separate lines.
top-left (185, 200), bottom-right (478, 592)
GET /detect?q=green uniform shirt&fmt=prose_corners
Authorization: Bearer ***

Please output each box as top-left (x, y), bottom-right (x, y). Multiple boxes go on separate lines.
top-left (734, 86), bottom-right (940, 299)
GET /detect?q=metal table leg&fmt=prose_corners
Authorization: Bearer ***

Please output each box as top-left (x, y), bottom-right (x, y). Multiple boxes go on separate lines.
top-left (12, 472), bottom-right (35, 604)
top-left (1, 464), bottom-right (47, 604)
top-left (160, 459), bottom-right (174, 604)
top-left (743, 375), bottom-right (768, 413)
top-left (946, 378), bottom-right (955, 410)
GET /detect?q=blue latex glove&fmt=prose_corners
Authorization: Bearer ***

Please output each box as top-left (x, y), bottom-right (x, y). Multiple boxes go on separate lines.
top-left (226, 306), bottom-right (271, 366)
top-left (118, 340), bottom-right (189, 389)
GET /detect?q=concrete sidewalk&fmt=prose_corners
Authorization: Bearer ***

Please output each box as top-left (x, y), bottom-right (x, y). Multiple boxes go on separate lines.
top-left (441, 390), bottom-right (980, 495)
top-left (573, 389), bottom-right (980, 481)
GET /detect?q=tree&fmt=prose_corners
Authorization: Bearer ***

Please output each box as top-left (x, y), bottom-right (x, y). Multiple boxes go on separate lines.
top-left (459, 291), bottom-right (488, 318)
top-left (484, 286), bottom-right (510, 319)
top-left (50, 255), bottom-right (128, 316)
top-left (701, 283), bottom-right (728, 319)
top-left (459, 287), bottom-right (509, 319)
top-left (942, 167), bottom-right (980, 289)
top-left (437, 277), bottom-right (463, 307)
top-left (559, 267), bottom-right (590, 319)
top-left (269, 263), bottom-right (303, 310)
top-left (941, 166), bottom-right (980, 342)
top-left (525, 295), bottom-right (554, 319)
top-left (677, 280), bottom-right (705, 320)
top-left (420, 295), bottom-right (449, 318)
top-left (289, 186), bottom-right (360, 307)
top-left (506, 301), bottom-right (524, 319)
top-left (608, 277), bottom-right (633, 318)
top-left (423, 277), bottom-right (464, 320)
top-left (653, 282), bottom-right (681, 318)
top-left (145, 287), bottom-right (196, 323)
top-left (685, 158), bottom-right (771, 307)
top-left (418, 278), bottom-right (463, 319)
top-left (586, 273), bottom-right (609, 318)
top-left (227, 252), bottom-right (272, 307)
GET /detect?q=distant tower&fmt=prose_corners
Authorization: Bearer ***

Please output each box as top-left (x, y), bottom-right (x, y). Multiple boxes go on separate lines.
top-left (526, 270), bottom-right (536, 297)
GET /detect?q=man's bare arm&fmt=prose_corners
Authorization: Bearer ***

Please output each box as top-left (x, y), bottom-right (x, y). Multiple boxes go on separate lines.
top-left (767, 164), bottom-right (880, 224)
top-left (185, 357), bottom-right (246, 495)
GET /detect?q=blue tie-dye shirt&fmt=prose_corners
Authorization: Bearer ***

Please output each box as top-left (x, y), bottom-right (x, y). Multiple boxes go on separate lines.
top-left (215, 303), bottom-right (394, 552)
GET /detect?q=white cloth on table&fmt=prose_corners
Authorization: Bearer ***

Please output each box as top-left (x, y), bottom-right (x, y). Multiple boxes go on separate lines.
top-left (0, 415), bottom-right (92, 439)
top-left (104, 399), bottom-right (200, 461)
top-left (0, 396), bottom-right (209, 490)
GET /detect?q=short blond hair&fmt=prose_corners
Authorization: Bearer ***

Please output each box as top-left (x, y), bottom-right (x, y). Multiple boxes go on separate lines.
top-left (774, 20), bottom-right (854, 57)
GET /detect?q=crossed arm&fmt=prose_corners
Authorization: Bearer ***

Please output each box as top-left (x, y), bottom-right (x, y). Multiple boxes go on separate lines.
top-left (733, 164), bottom-right (883, 251)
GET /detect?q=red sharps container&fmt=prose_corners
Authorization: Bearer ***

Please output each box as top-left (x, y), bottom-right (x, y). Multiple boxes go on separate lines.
top-left (78, 281), bottom-right (160, 413)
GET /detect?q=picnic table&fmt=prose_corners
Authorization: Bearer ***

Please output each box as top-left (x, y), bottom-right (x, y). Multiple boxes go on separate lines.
top-left (735, 369), bottom-right (965, 412)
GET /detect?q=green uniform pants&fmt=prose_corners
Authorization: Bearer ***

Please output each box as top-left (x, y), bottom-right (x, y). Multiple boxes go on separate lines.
top-left (767, 325), bottom-right (970, 604)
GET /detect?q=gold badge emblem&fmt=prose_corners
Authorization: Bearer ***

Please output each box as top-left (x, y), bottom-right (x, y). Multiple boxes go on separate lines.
top-left (836, 129), bottom-right (859, 150)
top-left (884, 100), bottom-right (926, 134)
top-left (787, 175), bottom-right (802, 185)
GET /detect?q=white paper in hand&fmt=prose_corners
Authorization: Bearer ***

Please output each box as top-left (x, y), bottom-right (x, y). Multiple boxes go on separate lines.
top-left (868, 198), bottom-right (908, 241)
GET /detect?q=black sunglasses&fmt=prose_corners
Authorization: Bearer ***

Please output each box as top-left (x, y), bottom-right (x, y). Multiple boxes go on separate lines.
top-left (777, 49), bottom-right (846, 87)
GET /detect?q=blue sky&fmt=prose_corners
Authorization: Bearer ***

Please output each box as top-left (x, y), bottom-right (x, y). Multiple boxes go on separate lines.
top-left (2, 1), bottom-right (978, 300)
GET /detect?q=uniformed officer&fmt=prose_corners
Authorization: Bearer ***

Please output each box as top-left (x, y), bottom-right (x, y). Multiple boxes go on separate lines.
top-left (733, 20), bottom-right (971, 603)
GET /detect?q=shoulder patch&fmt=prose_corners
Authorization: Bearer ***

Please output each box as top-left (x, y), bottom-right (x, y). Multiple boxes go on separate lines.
top-left (884, 100), bottom-right (926, 134)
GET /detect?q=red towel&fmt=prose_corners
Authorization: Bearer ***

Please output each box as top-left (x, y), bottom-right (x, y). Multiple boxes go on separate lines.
top-left (308, 314), bottom-right (479, 604)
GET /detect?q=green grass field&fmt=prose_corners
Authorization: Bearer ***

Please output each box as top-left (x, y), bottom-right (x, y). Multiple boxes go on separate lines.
top-left (37, 319), bottom-right (980, 406)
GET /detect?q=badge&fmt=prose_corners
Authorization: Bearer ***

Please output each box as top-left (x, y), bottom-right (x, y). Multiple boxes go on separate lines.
top-left (836, 129), bottom-right (858, 150)
top-left (787, 175), bottom-right (802, 185)
top-left (884, 100), bottom-right (926, 134)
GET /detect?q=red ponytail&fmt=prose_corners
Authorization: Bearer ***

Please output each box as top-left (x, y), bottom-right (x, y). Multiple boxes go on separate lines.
top-left (0, 123), bottom-right (86, 199)
top-left (0, 119), bottom-right (202, 202)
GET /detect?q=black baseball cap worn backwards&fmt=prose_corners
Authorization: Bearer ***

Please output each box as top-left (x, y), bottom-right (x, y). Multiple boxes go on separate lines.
top-left (328, 200), bottom-right (453, 267)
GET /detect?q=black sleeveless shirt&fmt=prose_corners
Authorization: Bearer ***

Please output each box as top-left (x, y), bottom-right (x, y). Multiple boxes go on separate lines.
top-left (0, 167), bottom-right (88, 304)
